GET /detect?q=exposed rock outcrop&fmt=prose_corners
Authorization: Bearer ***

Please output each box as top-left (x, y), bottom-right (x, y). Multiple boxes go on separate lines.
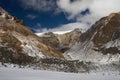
top-left (38, 28), bottom-right (82, 53)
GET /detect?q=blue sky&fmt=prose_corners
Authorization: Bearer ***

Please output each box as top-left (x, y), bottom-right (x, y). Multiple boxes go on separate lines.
top-left (0, 0), bottom-right (120, 33)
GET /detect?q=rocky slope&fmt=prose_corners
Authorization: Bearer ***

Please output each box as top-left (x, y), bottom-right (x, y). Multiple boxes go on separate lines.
top-left (0, 7), bottom-right (64, 64)
top-left (38, 28), bottom-right (82, 53)
top-left (64, 12), bottom-right (120, 63)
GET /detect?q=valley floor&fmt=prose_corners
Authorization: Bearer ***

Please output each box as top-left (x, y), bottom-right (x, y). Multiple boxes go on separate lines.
top-left (0, 67), bottom-right (120, 80)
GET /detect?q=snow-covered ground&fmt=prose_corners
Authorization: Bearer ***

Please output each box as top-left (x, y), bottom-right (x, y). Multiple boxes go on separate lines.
top-left (0, 67), bottom-right (120, 80)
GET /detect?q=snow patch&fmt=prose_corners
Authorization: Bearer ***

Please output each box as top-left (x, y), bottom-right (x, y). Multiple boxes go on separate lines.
top-left (21, 44), bottom-right (45, 58)
top-left (12, 32), bottom-right (45, 58)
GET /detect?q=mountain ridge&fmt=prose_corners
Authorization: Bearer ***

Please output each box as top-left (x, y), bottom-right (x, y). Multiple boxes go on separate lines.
top-left (0, 7), bottom-right (64, 64)
top-left (64, 12), bottom-right (120, 63)
top-left (37, 28), bottom-right (82, 53)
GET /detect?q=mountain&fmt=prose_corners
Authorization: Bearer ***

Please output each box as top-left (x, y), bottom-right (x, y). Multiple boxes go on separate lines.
top-left (64, 12), bottom-right (120, 63)
top-left (0, 7), bottom-right (63, 64)
top-left (37, 28), bottom-right (82, 53)
top-left (0, 7), bottom-right (91, 73)
top-left (1, 6), bottom-right (120, 73)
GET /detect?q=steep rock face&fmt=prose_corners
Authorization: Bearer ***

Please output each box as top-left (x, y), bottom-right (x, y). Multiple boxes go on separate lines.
top-left (64, 12), bottom-right (120, 63)
top-left (39, 32), bottom-right (60, 49)
top-left (0, 7), bottom-right (63, 63)
top-left (38, 28), bottom-right (82, 53)
top-left (59, 29), bottom-right (82, 47)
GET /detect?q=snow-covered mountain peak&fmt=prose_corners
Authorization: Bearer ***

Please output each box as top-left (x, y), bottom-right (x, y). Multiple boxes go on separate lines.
top-left (36, 30), bottom-right (72, 36)
top-left (37, 28), bottom-right (82, 53)
top-left (36, 28), bottom-right (86, 36)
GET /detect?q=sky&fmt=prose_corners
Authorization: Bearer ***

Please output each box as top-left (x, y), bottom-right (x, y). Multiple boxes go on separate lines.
top-left (0, 0), bottom-right (120, 33)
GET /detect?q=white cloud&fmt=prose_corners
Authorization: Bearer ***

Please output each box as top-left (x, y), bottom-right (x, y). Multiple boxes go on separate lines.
top-left (32, 23), bottom-right (43, 33)
top-left (27, 14), bottom-right (37, 19)
top-left (77, 13), bottom-right (100, 26)
top-left (90, 0), bottom-right (120, 16)
top-left (88, 0), bottom-right (120, 25)
top-left (47, 22), bottom-right (88, 32)
top-left (19, 0), bottom-right (57, 12)
top-left (57, 0), bottom-right (91, 19)
top-left (57, 0), bottom-right (120, 25)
